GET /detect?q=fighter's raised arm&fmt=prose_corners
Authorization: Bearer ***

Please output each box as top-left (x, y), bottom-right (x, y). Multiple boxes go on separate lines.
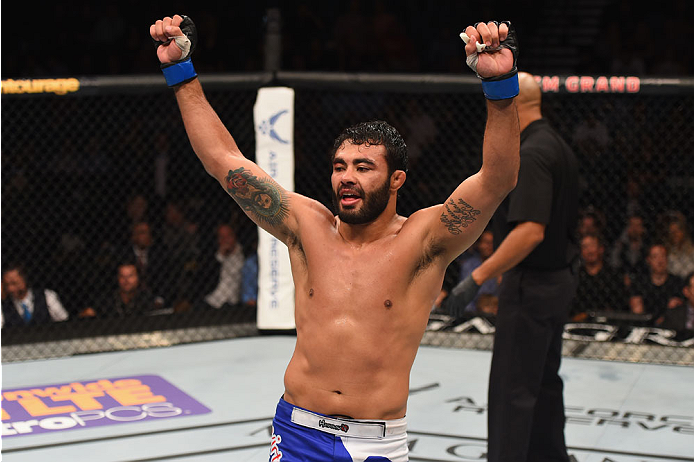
top-left (421, 21), bottom-right (520, 263)
top-left (150, 15), bottom-right (319, 243)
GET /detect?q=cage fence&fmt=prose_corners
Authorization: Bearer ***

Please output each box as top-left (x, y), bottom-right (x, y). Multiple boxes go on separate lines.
top-left (2, 74), bottom-right (693, 364)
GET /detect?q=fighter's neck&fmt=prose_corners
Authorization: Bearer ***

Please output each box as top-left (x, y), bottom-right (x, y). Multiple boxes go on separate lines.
top-left (336, 213), bottom-right (403, 246)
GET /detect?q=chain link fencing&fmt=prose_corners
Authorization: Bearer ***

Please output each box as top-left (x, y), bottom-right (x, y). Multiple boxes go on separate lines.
top-left (2, 74), bottom-right (693, 364)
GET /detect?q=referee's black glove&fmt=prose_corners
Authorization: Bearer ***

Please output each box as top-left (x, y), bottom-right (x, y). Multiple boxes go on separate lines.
top-left (444, 274), bottom-right (481, 318)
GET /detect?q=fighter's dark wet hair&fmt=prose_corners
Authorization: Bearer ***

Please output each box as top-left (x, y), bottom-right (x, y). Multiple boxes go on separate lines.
top-left (331, 120), bottom-right (408, 175)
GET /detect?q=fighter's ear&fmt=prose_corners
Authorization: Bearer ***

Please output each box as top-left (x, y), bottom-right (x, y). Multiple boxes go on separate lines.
top-left (390, 170), bottom-right (406, 191)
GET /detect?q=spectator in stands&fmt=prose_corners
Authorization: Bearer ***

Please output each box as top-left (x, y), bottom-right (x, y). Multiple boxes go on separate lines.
top-left (609, 211), bottom-right (650, 287)
top-left (83, 262), bottom-right (159, 318)
top-left (658, 271), bottom-right (694, 332)
top-left (113, 193), bottom-right (156, 249)
top-left (121, 221), bottom-right (168, 306)
top-left (577, 206), bottom-right (606, 239)
top-left (663, 211), bottom-right (694, 279)
top-left (160, 199), bottom-right (202, 308)
top-left (161, 199), bottom-right (194, 254)
top-left (629, 243), bottom-right (684, 324)
top-left (49, 231), bottom-right (92, 316)
top-left (623, 175), bottom-right (644, 220)
top-left (126, 193), bottom-right (151, 228)
top-left (446, 229), bottom-right (500, 314)
top-left (573, 234), bottom-right (627, 321)
top-left (1, 263), bottom-right (69, 328)
top-left (241, 238), bottom-right (259, 308)
top-left (198, 222), bottom-right (246, 310)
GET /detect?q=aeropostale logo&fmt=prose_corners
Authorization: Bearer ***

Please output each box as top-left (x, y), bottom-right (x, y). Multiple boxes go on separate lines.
top-left (1, 375), bottom-right (211, 437)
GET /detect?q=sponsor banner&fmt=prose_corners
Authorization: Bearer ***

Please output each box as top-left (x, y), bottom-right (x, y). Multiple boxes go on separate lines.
top-left (534, 75), bottom-right (642, 94)
top-left (1, 78), bottom-right (80, 95)
top-left (428, 315), bottom-right (694, 347)
top-left (254, 87), bottom-right (296, 330)
top-left (1, 375), bottom-right (210, 437)
top-left (406, 433), bottom-right (690, 461)
top-left (442, 395), bottom-right (694, 436)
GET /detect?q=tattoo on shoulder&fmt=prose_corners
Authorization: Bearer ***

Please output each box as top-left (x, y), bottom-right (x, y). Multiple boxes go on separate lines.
top-left (440, 198), bottom-right (481, 235)
top-left (225, 168), bottom-right (290, 226)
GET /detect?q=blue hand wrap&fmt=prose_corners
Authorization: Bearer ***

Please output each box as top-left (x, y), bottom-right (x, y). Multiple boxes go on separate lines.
top-left (481, 74), bottom-right (519, 100)
top-left (161, 58), bottom-right (197, 87)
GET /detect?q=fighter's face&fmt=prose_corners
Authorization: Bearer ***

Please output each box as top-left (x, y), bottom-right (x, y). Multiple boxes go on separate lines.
top-left (331, 142), bottom-right (392, 225)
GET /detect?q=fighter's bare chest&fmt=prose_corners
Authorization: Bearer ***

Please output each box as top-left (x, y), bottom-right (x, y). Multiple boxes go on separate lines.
top-left (293, 233), bottom-right (428, 286)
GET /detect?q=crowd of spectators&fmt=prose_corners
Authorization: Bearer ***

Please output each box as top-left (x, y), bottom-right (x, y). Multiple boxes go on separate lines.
top-left (3, 1), bottom-right (692, 79)
top-left (436, 208), bottom-right (694, 334)
top-left (2, 2), bottom-right (693, 340)
top-left (2, 192), bottom-right (259, 328)
top-left (2, 90), bottom-right (692, 336)
top-left (13, 202), bottom-right (692, 333)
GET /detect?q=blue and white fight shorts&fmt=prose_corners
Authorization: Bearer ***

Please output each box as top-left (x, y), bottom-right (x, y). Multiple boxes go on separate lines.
top-left (269, 397), bottom-right (408, 461)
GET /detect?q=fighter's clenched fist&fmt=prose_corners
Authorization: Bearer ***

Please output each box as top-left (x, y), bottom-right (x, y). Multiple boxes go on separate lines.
top-left (150, 14), bottom-right (198, 86)
top-left (460, 21), bottom-right (519, 100)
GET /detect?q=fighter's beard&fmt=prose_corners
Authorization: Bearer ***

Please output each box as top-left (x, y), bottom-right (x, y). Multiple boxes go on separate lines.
top-left (332, 180), bottom-right (390, 225)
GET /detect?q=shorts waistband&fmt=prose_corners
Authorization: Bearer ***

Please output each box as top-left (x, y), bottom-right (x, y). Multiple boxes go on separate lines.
top-left (276, 397), bottom-right (407, 439)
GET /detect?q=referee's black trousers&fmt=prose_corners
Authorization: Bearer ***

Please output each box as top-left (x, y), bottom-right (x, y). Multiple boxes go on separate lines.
top-left (487, 266), bottom-right (577, 462)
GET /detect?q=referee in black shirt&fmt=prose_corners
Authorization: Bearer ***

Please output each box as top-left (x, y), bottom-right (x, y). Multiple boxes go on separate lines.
top-left (447, 71), bottom-right (579, 461)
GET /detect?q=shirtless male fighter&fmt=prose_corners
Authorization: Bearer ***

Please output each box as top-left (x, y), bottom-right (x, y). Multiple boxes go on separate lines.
top-left (150, 15), bottom-right (520, 460)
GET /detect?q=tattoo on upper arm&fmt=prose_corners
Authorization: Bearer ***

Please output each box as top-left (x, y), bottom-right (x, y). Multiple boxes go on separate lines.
top-left (440, 198), bottom-right (481, 235)
top-left (225, 168), bottom-right (290, 226)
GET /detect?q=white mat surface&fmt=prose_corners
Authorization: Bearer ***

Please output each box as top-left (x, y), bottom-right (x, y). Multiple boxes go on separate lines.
top-left (2, 336), bottom-right (692, 461)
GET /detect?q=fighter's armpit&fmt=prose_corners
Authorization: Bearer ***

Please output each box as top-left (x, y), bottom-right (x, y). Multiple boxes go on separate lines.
top-left (439, 198), bottom-right (481, 235)
top-left (225, 167), bottom-right (290, 227)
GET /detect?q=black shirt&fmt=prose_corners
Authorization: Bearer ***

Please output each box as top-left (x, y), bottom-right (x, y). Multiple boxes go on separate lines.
top-left (574, 265), bottom-right (628, 315)
top-left (96, 288), bottom-right (157, 318)
top-left (629, 273), bottom-right (685, 319)
top-left (493, 119), bottom-right (579, 270)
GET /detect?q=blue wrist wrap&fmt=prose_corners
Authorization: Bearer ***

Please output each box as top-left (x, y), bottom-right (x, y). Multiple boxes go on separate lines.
top-left (481, 74), bottom-right (519, 100)
top-left (161, 58), bottom-right (197, 87)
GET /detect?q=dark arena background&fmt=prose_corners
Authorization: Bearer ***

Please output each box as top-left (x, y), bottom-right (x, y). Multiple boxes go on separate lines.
top-left (2, 1), bottom-right (693, 461)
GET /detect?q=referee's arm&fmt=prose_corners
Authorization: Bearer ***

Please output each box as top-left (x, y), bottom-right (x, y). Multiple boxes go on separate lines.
top-left (470, 221), bottom-right (545, 285)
